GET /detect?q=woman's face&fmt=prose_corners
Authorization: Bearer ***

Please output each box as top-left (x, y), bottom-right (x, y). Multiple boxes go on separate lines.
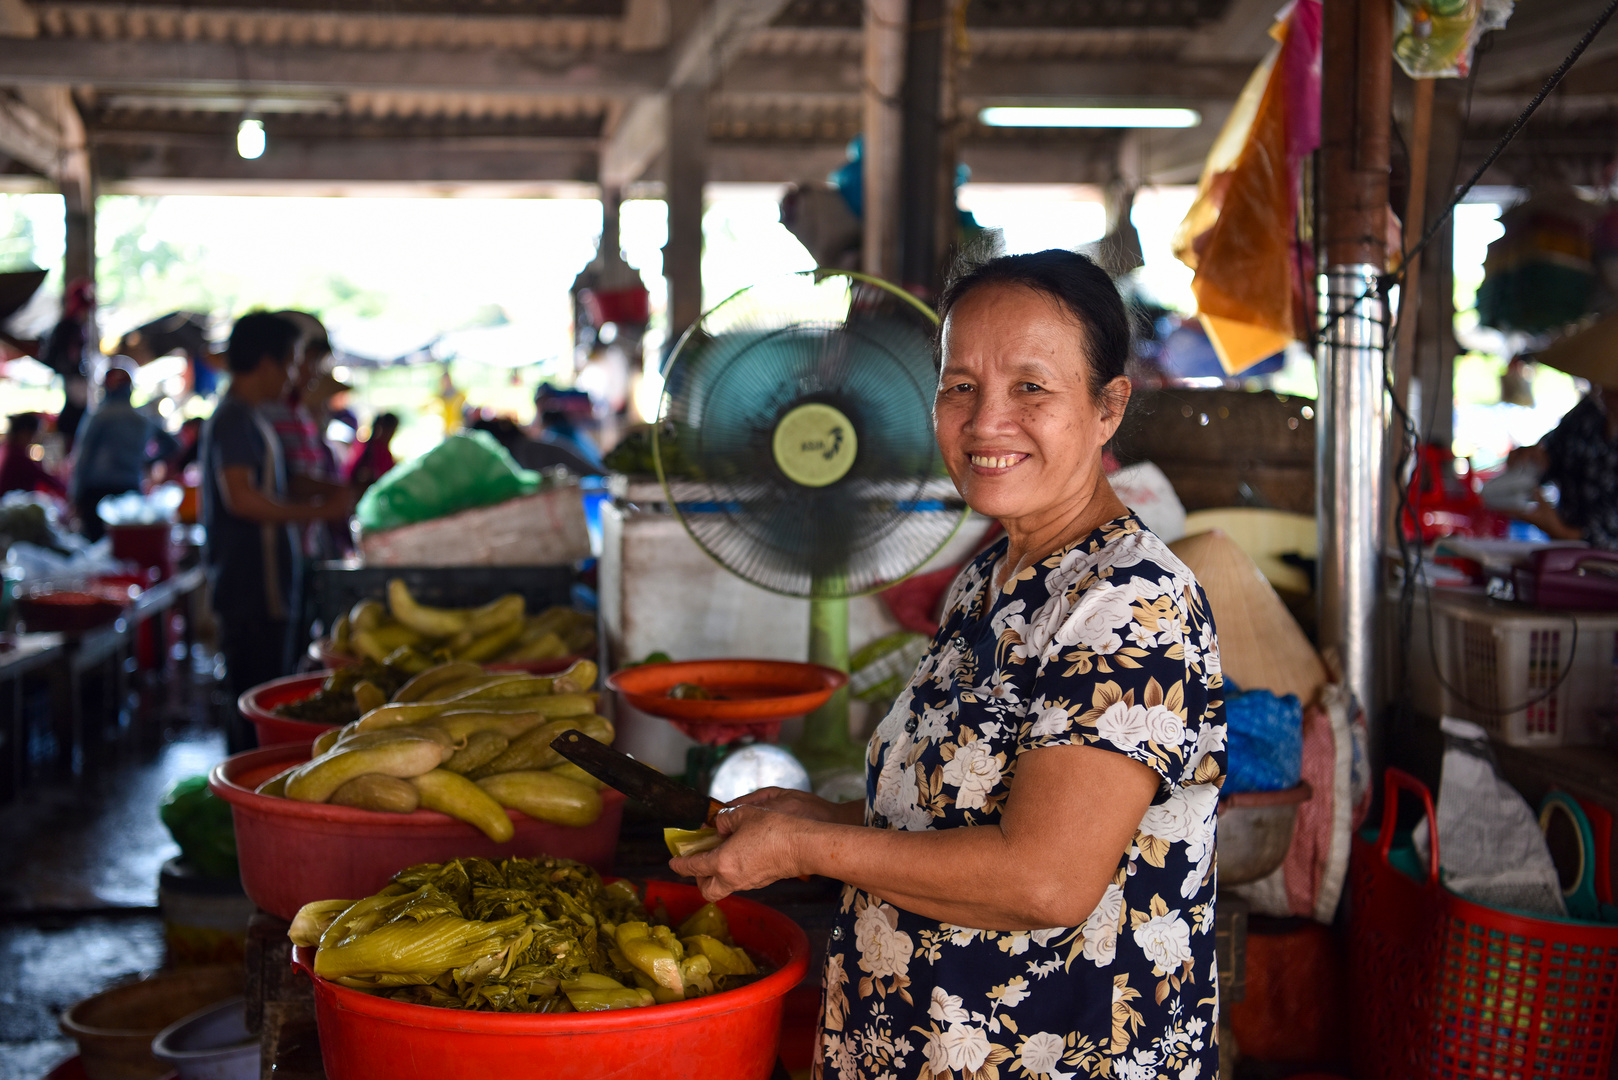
top-left (934, 284), bottom-right (1127, 527)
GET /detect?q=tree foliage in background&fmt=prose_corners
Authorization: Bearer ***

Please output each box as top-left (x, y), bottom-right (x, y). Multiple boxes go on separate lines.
top-left (0, 198), bottom-right (38, 271)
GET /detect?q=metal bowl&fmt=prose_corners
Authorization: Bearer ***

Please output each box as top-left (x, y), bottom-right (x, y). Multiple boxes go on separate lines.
top-left (1217, 782), bottom-right (1313, 886)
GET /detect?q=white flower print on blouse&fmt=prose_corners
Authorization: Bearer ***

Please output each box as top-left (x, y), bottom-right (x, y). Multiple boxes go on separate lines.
top-left (823, 515), bottom-right (1224, 1080)
top-left (940, 737), bottom-right (1003, 810)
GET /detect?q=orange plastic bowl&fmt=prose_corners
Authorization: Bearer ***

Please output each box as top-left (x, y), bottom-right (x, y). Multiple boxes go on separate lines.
top-left (607, 660), bottom-right (847, 744)
top-left (291, 881), bottom-right (809, 1080)
top-left (310, 638), bottom-right (592, 676)
top-left (208, 743), bottom-right (625, 921)
top-left (239, 672), bottom-right (339, 747)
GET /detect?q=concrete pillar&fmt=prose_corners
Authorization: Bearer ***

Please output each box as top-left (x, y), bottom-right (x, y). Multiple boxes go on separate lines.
top-left (663, 84), bottom-right (706, 346)
top-left (862, 0), bottom-right (905, 281)
top-left (897, 0), bottom-right (946, 294)
top-left (63, 186), bottom-right (95, 289)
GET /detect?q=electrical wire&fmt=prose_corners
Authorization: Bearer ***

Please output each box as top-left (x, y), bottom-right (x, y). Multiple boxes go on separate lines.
top-left (1312, 0), bottom-right (1618, 348)
top-left (1313, 9), bottom-right (1607, 719)
top-left (1374, 35), bottom-right (1582, 718)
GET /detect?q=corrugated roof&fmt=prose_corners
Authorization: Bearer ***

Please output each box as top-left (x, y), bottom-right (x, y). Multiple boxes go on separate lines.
top-left (34, 3), bottom-right (622, 49)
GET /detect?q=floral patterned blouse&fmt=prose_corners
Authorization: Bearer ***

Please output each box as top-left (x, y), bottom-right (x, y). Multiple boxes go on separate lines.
top-left (816, 514), bottom-right (1226, 1080)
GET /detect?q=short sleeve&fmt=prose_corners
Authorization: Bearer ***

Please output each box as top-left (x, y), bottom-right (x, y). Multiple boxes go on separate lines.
top-left (210, 406), bottom-right (263, 473)
top-left (1016, 564), bottom-right (1222, 791)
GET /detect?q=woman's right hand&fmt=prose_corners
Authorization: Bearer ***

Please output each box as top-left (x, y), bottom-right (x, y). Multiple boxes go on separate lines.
top-left (725, 787), bottom-right (861, 825)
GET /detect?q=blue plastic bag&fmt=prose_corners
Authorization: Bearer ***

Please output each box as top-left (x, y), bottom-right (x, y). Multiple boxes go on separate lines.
top-left (1224, 683), bottom-right (1303, 793)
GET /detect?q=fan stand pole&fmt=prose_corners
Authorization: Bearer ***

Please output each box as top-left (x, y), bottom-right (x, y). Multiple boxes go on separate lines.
top-left (795, 587), bottom-right (866, 781)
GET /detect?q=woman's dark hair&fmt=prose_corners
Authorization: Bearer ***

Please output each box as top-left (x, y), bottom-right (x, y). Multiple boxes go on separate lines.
top-left (373, 411), bottom-right (400, 433)
top-left (226, 311), bottom-right (301, 375)
top-left (936, 249), bottom-right (1131, 409)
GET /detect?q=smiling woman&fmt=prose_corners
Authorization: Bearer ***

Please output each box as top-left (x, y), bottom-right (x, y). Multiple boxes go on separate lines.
top-left (669, 250), bottom-right (1226, 1080)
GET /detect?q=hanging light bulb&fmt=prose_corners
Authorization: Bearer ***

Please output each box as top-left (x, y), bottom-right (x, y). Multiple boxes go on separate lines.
top-left (236, 118), bottom-right (266, 159)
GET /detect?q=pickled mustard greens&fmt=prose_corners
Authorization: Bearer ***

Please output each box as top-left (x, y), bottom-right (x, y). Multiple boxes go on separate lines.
top-left (273, 661), bottom-right (413, 727)
top-left (289, 857), bottom-right (766, 1013)
top-left (664, 827), bottom-right (722, 857)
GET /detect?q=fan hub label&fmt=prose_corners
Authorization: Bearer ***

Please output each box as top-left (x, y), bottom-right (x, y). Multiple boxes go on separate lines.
top-left (772, 402), bottom-right (857, 487)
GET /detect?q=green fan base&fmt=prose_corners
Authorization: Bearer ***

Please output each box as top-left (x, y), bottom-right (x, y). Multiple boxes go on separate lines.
top-left (793, 593), bottom-right (867, 783)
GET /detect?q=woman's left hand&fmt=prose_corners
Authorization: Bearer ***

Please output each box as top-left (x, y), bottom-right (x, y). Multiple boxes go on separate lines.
top-left (668, 806), bottom-right (807, 901)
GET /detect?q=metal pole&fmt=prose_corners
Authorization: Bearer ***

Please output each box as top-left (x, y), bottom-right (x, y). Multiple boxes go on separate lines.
top-left (1319, 0), bottom-right (1391, 730)
top-left (1318, 266), bottom-right (1386, 723)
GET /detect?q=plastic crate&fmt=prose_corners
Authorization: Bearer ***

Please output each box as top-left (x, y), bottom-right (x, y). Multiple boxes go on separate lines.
top-left (304, 562), bottom-right (575, 631)
top-left (1406, 592), bottom-right (1618, 746)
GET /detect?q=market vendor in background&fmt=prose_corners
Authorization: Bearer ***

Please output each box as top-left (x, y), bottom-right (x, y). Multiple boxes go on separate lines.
top-left (39, 278), bottom-right (94, 453)
top-left (265, 312), bottom-right (350, 543)
top-left (202, 312), bottom-right (353, 752)
top-left (533, 384), bottom-right (603, 471)
top-left (672, 251), bottom-right (1226, 1080)
top-left (71, 362), bottom-right (179, 541)
top-left (345, 411), bottom-right (399, 495)
top-left (1506, 381), bottom-right (1618, 549)
top-left (0, 412), bottom-right (67, 500)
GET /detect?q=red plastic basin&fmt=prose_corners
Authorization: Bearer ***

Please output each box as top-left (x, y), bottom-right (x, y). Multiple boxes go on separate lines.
top-left (607, 659), bottom-right (848, 745)
top-left (292, 880), bottom-right (809, 1080)
top-left (208, 743), bottom-right (626, 921)
top-left (309, 638), bottom-right (592, 676)
top-left (239, 672), bottom-right (339, 747)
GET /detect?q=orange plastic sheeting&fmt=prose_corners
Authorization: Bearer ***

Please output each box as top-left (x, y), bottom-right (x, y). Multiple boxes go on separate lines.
top-left (1172, 8), bottom-right (1311, 375)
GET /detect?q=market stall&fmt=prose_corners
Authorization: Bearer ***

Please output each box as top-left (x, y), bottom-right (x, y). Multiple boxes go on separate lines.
top-left (14, 0), bottom-right (1618, 1077)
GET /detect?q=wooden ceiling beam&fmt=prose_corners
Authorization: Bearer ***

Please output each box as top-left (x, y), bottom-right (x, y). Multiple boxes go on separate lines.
top-left (0, 33), bottom-right (1255, 106)
top-left (94, 135), bottom-right (600, 183)
top-left (0, 91), bottom-right (59, 174)
top-left (0, 36), bottom-right (669, 94)
top-left (601, 0), bottom-right (811, 188)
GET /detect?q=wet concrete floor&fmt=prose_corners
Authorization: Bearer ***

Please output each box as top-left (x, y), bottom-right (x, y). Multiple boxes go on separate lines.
top-left (0, 660), bottom-right (231, 1079)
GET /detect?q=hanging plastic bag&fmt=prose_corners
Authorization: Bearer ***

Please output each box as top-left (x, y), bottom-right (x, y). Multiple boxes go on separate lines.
top-left (355, 430), bottom-right (542, 534)
top-left (1394, 0), bottom-right (1514, 80)
top-left (1412, 716), bottom-right (1566, 916)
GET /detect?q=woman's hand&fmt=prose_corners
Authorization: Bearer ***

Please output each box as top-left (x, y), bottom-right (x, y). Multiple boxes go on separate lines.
top-left (725, 786), bottom-right (861, 824)
top-left (1506, 444), bottom-right (1549, 474)
top-left (1518, 500), bottom-right (1583, 541)
top-left (668, 806), bottom-right (809, 902)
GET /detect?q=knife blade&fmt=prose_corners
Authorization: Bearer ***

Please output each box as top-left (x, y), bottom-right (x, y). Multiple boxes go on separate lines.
top-left (550, 730), bottom-right (722, 828)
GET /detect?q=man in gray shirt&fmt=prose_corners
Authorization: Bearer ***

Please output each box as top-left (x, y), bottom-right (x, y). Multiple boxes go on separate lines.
top-left (201, 312), bottom-right (351, 751)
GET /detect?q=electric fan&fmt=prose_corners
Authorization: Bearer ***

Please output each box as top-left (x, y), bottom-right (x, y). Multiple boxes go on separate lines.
top-left (653, 270), bottom-right (966, 776)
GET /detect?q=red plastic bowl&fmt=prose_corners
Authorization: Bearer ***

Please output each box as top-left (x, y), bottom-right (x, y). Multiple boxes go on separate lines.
top-left (607, 660), bottom-right (847, 745)
top-left (14, 586), bottom-right (129, 634)
top-left (208, 744), bottom-right (626, 921)
top-left (240, 672), bottom-right (339, 747)
top-left (309, 638), bottom-right (591, 676)
top-left (291, 880), bottom-right (809, 1080)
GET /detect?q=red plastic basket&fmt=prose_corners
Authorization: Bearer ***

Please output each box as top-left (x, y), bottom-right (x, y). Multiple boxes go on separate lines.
top-left (1350, 768), bottom-right (1618, 1080)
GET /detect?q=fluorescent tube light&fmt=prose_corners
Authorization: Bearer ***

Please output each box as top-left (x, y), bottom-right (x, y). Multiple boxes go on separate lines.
top-left (979, 106), bottom-right (1201, 129)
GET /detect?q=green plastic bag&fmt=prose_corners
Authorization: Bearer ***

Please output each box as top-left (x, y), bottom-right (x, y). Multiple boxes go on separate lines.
top-left (159, 776), bottom-right (239, 880)
top-left (356, 430), bottom-right (542, 534)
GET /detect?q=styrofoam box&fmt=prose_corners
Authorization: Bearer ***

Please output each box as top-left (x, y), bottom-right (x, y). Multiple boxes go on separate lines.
top-left (359, 486), bottom-right (591, 568)
top-left (1405, 590), bottom-right (1618, 746)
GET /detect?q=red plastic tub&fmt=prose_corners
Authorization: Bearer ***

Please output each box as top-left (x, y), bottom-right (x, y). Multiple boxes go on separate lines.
top-left (309, 638), bottom-right (591, 676)
top-left (208, 743), bottom-right (626, 921)
top-left (108, 523), bottom-right (174, 581)
top-left (291, 880), bottom-right (809, 1080)
top-left (239, 672), bottom-right (340, 747)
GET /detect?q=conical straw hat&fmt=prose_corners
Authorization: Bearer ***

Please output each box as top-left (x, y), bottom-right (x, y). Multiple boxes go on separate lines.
top-left (1170, 528), bottom-right (1327, 706)
top-left (1535, 313), bottom-right (1618, 391)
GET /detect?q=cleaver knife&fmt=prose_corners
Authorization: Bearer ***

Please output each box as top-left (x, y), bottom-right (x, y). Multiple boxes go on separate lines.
top-left (550, 730), bottom-right (722, 829)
